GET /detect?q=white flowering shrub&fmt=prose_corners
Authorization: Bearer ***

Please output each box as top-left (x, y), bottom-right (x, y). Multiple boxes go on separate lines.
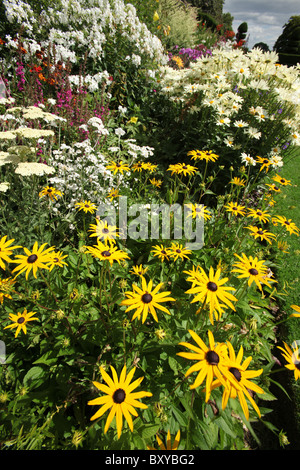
top-left (1, 0), bottom-right (168, 107)
top-left (156, 46), bottom-right (300, 182)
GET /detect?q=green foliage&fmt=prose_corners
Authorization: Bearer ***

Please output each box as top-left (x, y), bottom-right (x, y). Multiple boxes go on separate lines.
top-left (158, 0), bottom-right (199, 48)
top-left (184, 0), bottom-right (224, 22)
top-left (253, 42), bottom-right (270, 52)
top-left (236, 22), bottom-right (248, 42)
top-left (274, 16), bottom-right (300, 61)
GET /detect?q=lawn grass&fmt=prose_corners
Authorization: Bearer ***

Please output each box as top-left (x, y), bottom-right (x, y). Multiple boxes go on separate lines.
top-left (271, 149), bottom-right (300, 448)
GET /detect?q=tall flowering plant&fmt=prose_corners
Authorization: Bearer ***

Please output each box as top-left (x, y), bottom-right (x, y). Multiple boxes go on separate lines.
top-left (157, 46), bottom-right (300, 183)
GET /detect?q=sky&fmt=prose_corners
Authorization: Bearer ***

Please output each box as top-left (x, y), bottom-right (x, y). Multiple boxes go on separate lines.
top-left (223, 0), bottom-right (300, 50)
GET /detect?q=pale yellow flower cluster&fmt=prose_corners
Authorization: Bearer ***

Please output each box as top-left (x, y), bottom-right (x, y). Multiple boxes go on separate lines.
top-left (159, 46), bottom-right (300, 164)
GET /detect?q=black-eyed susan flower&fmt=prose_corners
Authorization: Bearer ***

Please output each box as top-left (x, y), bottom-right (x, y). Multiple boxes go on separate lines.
top-left (149, 178), bottom-right (162, 188)
top-left (106, 160), bottom-right (130, 175)
top-left (210, 342), bottom-right (264, 421)
top-left (147, 429), bottom-right (181, 450)
top-left (88, 219), bottom-right (119, 242)
top-left (132, 161), bottom-right (147, 172)
top-left (167, 163), bottom-right (181, 175)
top-left (188, 149), bottom-right (219, 162)
top-left (0, 290), bottom-right (12, 304)
top-left (246, 225), bottom-right (276, 244)
top-left (143, 162), bottom-right (158, 173)
top-left (121, 276), bottom-right (175, 323)
top-left (272, 174), bottom-right (292, 186)
top-left (107, 188), bottom-right (120, 201)
top-left (0, 236), bottom-right (22, 271)
top-left (129, 264), bottom-right (148, 277)
top-left (171, 55), bottom-right (184, 69)
top-left (47, 250), bottom-right (68, 271)
top-left (290, 305), bottom-right (300, 318)
top-left (151, 244), bottom-right (171, 262)
top-left (183, 265), bottom-right (204, 287)
top-left (168, 242), bottom-right (192, 261)
top-left (256, 156), bottom-right (272, 172)
top-left (231, 253), bottom-right (276, 291)
top-left (272, 215), bottom-right (299, 236)
top-left (75, 200), bottom-right (97, 214)
top-left (11, 242), bottom-right (55, 279)
top-left (230, 177), bottom-right (246, 187)
top-left (0, 277), bottom-right (16, 304)
top-left (84, 240), bottom-right (129, 266)
top-left (39, 185), bottom-right (63, 201)
top-left (277, 342), bottom-right (300, 381)
top-left (4, 308), bottom-right (38, 337)
top-left (185, 203), bottom-right (211, 220)
top-left (185, 266), bottom-right (237, 319)
top-left (247, 208), bottom-right (271, 224)
top-left (265, 183), bottom-right (281, 193)
top-left (224, 201), bottom-right (246, 216)
top-left (88, 365), bottom-right (152, 439)
top-left (177, 330), bottom-right (242, 401)
top-left (175, 163), bottom-right (198, 177)
top-left (277, 240), bottom-right (289, 253)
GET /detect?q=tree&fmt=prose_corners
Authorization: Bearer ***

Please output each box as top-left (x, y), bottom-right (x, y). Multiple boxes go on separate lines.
top-left (274, 16), bottom-right (300, 65)
top-left (182, 0), bottom-right (224, 22)
top-left (235, 22), bottom-right (248, 43)
top-left (253, 42), bottom-right (270, 52)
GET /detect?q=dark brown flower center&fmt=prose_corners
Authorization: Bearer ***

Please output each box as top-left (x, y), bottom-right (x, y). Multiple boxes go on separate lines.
top-left (102, 228), bottom-right (109, 233)
top-left (249, 268), bottom-right (258, 276)
top-left (101, 250), bottom-right (111, 257)
top-left (176, 249), bottom-right (181, 253)
top-left (27, 254), bottom-right (38, 264)
top-left (142, 293), bottom-right (152, 304)
top-left (207, 281), bottom-right (218, 292)
top-left (257, 211), bottom-right (262, 216)
top-left (284, 221), bottom-right (290, 225)
top-left (257, 230), bottom-right (264, 235)
top-left (229, 367), bottom-right (242, 381)
top-left (206, 350), bottom-right (219, 365)
top-left (113, 388), bottom-right (126, 404)
top-left (17, 317), bottom-right (25, 324)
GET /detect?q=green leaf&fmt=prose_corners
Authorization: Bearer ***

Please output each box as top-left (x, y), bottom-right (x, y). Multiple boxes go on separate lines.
top-left (23, 366), bottom-right (46, 389)
top-left (33, 351), bottom-right (58, 366)
top-left (140, 423), bottom-right (160, 440)
top-left (170, 403), bottom-right (188, 427)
